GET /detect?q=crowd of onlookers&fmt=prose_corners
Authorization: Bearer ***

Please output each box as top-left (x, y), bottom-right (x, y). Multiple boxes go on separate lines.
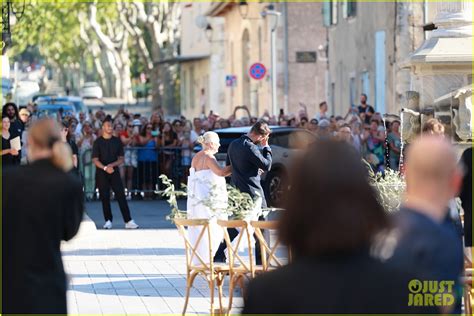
top-left (2, 94), bottom-right (410, 197)
top-left (2, 97), bottom-right (472, 315)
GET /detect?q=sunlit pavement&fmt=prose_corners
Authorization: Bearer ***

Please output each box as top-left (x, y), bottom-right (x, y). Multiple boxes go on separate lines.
top-left (62, 210), bottom-right (243, 314)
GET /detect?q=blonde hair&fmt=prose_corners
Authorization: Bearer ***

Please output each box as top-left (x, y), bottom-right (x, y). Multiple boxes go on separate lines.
top-left (28, 119), bottom-right (73, 172)
top-left (197, 131), bottom-right (220, 146)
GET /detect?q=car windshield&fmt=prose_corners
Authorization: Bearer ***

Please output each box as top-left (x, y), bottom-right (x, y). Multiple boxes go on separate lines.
top-left (37, 104), bottom-right (75, 118)
top-left (37, 97), bottom-right (84, 112)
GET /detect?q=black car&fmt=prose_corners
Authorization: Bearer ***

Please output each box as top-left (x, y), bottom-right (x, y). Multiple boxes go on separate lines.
top-left (213, 126), bottom-right (316, 207)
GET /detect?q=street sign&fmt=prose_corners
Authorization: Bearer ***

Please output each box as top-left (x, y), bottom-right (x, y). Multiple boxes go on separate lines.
top-left (226, 75), bottom-right (237, 87)
top-left (249, 63), bottom-right (266, 80)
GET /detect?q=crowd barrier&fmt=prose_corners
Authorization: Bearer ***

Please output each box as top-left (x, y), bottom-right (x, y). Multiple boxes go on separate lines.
top-left (80, 147), bottom-right (189, 200)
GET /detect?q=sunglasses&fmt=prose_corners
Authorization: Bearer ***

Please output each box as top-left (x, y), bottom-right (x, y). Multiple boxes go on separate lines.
top-left (128, 125), bottom-right (133, 128)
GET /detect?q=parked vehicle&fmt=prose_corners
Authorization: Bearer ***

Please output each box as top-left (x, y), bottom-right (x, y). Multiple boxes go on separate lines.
top-left (32, 93), bottom-right (57, 103)
top-left (36, 103), bottom-right (76, 119)
top-left (36, 96), bottom-right (87, 116)
top-left (13, 80), bottom-right (40, 105)
top-left (80, 82), bottom-right (103, 99)
top-left (213, 126), bottom-right (316, 206)
top-left (2, 78), bottom-right (12, 101)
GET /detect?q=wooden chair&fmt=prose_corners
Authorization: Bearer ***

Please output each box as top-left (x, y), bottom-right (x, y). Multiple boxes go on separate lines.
top-left (251, 220), bottom-right (291, 271)
top-left (174, 218), bottom-right (229, 315)
top-left (463, 268), bottom-right (473, 315)
top-left (217, 220), bottom-right (256, 315)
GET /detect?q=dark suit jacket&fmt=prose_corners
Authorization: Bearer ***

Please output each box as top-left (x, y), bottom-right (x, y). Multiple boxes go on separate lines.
top-left (460, 147), bottom-right (472, 247)
top-left (2, 159), bottom-right (84, 314)
top-left (243, 251), bottom-right (438, 314)
top-left (226, 135), bottom-right (272, 208)
top-left (388, 207), bottom-right (464, 314)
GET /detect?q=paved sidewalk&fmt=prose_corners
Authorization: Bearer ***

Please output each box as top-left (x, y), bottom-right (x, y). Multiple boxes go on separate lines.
top-left (62, 223), bottom-right (243, 314)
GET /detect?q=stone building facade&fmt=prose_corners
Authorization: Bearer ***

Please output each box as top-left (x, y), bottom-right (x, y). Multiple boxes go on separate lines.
top-left (198, 2), bottom-right (328, 118)
top-left (324, 1), bottom-right (425, 116)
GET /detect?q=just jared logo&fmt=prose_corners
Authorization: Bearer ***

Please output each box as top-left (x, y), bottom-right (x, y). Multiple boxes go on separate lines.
top-left (408, 279), bottom-right (455, 307)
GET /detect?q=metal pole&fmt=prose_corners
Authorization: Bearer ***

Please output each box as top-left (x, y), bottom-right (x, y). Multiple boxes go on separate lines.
top-left (271, 28), bottom-right (277, 117)
top-left (282, 2), bottom-right (289, 114)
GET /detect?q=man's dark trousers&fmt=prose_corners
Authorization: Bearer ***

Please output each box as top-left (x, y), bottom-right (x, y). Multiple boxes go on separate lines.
top-left (96, 170), bottom-right (132, 223)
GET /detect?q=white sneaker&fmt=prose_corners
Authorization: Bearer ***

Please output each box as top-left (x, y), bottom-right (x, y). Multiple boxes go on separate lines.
top-left (103, 220), bottom-right (112, 229)
top-left (125, 219), bottom-right (139, 229)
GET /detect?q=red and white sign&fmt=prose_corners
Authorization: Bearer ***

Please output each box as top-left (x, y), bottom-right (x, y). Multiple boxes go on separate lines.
top-left (249, 63), bottom-right (266, 80)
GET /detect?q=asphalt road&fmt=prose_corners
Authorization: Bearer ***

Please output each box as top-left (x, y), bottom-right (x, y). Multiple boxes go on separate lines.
top-left (85, 199), bottom-right (186, 230)
top-left (84, 97), bottom-right (154, 117)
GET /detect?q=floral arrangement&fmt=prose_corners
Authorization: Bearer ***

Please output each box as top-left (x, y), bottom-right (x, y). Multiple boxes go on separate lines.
top-left (159, 174), bottom-right (269, 220)
top-left (363, 160), bottom-right (406, 213)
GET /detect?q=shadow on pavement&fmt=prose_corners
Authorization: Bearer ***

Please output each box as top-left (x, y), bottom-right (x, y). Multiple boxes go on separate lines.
top-left (85, 200), bottom-right (186, 229)
top-left (62, 247), bottom-right (184, 256)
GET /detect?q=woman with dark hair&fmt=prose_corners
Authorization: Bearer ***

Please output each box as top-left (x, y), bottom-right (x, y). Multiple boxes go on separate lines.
top-left (242, 140), bottom-right (436, 314)
top-left (3, 118), bottom-right (83, 313)
top-left (161, 121), bottom-right (178, 178)
top-left (2, 102), bottom-right (22, 135)
top-left (150, 112), bottom-right (163, 131)
top-left (1, 114), bottom-right (20, 168)
top-left (136, 122), bottom-right (159, 199)
top-left (60, 120), bottom-right (79, 176)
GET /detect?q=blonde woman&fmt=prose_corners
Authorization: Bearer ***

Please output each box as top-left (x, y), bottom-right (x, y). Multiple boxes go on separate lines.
top-left (187, 131), bottom-right (231, 264)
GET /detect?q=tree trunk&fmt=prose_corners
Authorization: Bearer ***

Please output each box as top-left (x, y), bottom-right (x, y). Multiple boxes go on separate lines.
top-left (150, 67), bottom-right (162, 110)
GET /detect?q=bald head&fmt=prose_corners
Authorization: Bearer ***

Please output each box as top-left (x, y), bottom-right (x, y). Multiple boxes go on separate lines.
top-left (404, 136), bottom-right (462, 221)
top-left (406, 136), bottom-right (457, 182)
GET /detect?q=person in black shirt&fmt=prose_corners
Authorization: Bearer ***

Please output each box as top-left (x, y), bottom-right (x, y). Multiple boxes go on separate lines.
top-left (3, 118), bottom-right (83, 314)
top-left (242, 140), bottom-right (436, 314)
top-left (3, 102), bottom-right (23, 136)
top-left (1, 114), bottom-right (20, 169)
top-left (3, 103), bottom-right (23, 164)
top-left (92, 116), bottom-right (138, 229)
top-left (357, 94), bottom-right (375, 124)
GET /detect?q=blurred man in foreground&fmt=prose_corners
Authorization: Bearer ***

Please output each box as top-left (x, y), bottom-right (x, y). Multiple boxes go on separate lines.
top-left (388, 136), bottom-right (464, 314)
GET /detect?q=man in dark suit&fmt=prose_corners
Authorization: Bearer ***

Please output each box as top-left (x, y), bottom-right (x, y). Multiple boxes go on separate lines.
top-left (214, 121), bottom-right (272, 263)
top-left (388, 136), bottom-right (464, 314)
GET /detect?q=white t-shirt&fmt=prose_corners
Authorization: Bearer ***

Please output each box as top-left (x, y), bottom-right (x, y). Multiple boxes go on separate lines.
top-left (190, 130), bottom-right (199, 144)
top-left (314, 112), bottom-right (329, 121)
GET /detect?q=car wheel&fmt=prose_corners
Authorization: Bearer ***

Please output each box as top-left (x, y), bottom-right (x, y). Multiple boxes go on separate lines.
top-left (265, 169), bottom-right (287, 207)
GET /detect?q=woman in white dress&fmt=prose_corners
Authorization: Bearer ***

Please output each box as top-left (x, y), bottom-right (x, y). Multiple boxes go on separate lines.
top-left (187, 132), bottom-right (232, 265)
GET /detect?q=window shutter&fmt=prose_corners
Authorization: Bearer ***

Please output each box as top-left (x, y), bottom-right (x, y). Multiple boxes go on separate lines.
top-left (348, 1), bottom-right (357, 17)
top-left (342, 0), bottom-right (348, 19)
top-left (323, 1), bottom-right (331, 27)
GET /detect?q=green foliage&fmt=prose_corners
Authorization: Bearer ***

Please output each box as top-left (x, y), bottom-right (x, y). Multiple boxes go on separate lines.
top-left (159, 174), bottom-right (187, 220)
top-left (225, 185), bottom-right (261, 220)
top-left (9, 2), bottom-right (87, 66)
top-left (364, 160), bottom-right (406, 213)
top-left (9, 2), bottom-right (120, 67)
top-left (160, 174), bottom-right (273, 221)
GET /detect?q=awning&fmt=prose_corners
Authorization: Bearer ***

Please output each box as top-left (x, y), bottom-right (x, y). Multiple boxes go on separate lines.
top-left (401, 36), bottom-right (473, 68)
top-left (154, 55), bottom-right (210, 66)
top-left (433, 84), bottom-right (473, 104)
top-left (205, 2), bottom-right (233, 17)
